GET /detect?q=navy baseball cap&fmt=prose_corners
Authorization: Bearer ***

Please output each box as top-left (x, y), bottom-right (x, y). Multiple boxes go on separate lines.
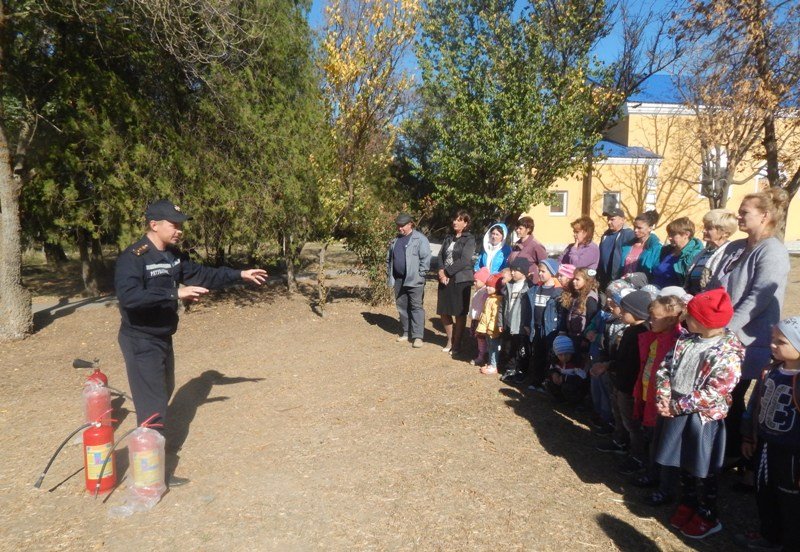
top-left (603, 207), bottom-right (625, 218)
top-left (145, 199), bottom-right (191, 223)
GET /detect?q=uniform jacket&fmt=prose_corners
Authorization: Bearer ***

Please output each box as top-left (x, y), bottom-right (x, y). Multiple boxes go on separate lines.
top-left (387, 229), bottom-right (431, 288)
top-left (655, 330), bottom-right (744, 423)
top-left (474, 223), bottom-right (511, 274)
top-left (476, 293), bottom-right (502, 338)
top-left (620, 233), bottom-right (662, 279)
top-left (524, 284), bottom-right (563, 340)
top-left (438, 232), bottom-right (476, 284)
top-left (633, 325), bottom-right (685, 427)
top-left (115, 235), bottom-right (242, 338)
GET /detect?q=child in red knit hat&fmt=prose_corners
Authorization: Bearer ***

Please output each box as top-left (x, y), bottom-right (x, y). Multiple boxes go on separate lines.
top-left (653, 288), bottom-right (744, 539)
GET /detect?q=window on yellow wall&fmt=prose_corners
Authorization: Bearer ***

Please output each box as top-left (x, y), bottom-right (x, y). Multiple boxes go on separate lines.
top-left (602, 192), bottom-right (620, 214)
top-left (550, 191), bottom-right (567, 216)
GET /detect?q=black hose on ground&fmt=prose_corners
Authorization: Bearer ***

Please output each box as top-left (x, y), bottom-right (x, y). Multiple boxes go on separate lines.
top-left (34, 422), bottom-right (94, 489)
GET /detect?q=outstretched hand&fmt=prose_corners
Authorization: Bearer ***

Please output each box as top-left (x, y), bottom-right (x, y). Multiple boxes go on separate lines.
top-left (179, 286), bottom-right (209, 302)
top-left (241, 269), bottom-right (268, 285)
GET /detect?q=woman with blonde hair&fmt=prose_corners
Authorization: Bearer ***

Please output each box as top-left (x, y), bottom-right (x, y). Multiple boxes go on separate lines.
top-left (684, 209), bottom-right (738, 295)
top-left (710, 188), bottom-right (791, 466)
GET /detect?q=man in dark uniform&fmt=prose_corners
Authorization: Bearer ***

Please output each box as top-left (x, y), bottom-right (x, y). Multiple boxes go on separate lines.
top-left (115, 200), bottom-right (267, 485)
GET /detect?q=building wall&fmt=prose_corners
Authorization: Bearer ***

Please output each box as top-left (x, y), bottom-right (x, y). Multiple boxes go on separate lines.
top-left (526, 105), bottom-right (800, 250)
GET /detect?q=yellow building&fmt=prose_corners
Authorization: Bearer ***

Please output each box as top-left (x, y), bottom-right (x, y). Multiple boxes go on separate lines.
top-left (527, 75), bottom-right (800, 249)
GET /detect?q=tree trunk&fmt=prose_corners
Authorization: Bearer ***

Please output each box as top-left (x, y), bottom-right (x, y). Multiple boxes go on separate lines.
top-left (214, 246), bottom-right (225, 267)
top-left (763, 113), bottom-right (781, 188)
top-left (282, 233), bottom-right (297, 294)
top-left (316, 241), bottom-right (328, 317)
top-left (581, 151), bottom-right (593, 216)
top-left (77, 229), bottom-right (100, 297)
top-left (91, 234), bottom-right (106, 290)
top-left (44, 242), bottom-right (68, 265)
top-left (0, 124), bottom-right (32, 340)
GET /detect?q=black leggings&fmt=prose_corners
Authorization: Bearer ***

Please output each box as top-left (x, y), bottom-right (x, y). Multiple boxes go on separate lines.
top-left (679, 470), bottom-right (719, 519)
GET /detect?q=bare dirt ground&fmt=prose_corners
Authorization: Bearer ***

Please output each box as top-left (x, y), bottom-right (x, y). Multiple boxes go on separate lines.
top-left (1, 255), bottom-right (799, 551)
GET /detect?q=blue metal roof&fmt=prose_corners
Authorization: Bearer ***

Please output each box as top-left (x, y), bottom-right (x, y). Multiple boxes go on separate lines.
top-left (594, 139), bottom-right (661, 160)
top-left (627, 74), bottom-right (683, 105)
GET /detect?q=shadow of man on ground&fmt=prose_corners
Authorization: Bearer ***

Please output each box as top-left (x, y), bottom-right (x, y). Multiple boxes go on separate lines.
top-left (165, 370), bottom-right (264, 478)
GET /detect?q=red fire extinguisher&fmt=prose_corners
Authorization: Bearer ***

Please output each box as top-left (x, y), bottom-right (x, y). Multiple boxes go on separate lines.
top-left (74, 357), bottom-right (133, 401)
top-left (83, 410), bottom-right (116, 494)
top-left (86, 367), bottom-right (108, 386)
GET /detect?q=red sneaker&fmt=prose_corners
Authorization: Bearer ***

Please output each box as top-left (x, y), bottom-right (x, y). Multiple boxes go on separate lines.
top-left (668, 504), bottom-right (695, 529)
top-left (680, 513), bottom-right (722, 539)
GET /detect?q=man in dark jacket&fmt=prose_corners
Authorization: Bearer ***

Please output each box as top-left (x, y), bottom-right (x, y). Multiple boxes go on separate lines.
top-left (115, 200), bottom-right (266, 485)
top-left (597, 208), bottom-right (635, 290)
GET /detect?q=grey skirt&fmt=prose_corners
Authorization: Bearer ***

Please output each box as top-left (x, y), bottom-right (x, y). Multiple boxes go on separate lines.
top-left (654, 413), bottom-right (726, 478)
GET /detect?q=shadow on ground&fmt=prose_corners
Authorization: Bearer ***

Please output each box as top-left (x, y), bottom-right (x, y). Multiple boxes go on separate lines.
top-left (360, 311), bottom-right (449, 347)
top-left (502, 384), bottom-right (758, 550)
top-left (33, 295), bottom-right (118, 332)
top-left (165, 370), bottom-right (264, 478)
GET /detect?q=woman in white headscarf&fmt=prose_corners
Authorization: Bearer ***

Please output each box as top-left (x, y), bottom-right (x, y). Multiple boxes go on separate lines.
top-left (473, 222), bottom-right (511, 275)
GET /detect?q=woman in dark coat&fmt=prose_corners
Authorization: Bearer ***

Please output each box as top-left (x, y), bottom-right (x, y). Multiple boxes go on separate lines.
top-left (437, 210), bottom-right (476, 355)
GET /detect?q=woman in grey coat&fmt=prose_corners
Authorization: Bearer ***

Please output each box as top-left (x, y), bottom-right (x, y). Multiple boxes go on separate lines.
top-left (709, 187), bottom-right (791, 463)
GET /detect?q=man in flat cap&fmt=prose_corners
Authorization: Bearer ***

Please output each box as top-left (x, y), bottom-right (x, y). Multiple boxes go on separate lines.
top-left (597, 207), bottom-right (634, 290)
top-left (387, 213), bottom-right (431, 348)
top-left (114, 199), bottom-right (267, 486)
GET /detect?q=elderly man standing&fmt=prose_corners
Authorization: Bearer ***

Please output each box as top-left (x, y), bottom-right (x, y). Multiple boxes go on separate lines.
top-left (387, 213), bottom-right (431, 348)
top-left (597, 207), bottom-right (634, 290)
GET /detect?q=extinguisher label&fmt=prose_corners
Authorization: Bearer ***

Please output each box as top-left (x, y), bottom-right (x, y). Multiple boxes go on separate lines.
top-left (86, 444), bottom-right (114, 480)
top-left (132, 450), bottom-right (161, 487)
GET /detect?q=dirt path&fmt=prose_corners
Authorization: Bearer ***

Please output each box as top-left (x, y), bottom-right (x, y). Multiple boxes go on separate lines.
top-left (2, 266), bottom-right (795, 550)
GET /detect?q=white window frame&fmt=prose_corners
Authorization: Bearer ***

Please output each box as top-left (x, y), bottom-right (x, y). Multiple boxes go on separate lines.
top-left (646, 164), bottom-right (659, 210)
top-left (549, 191), bottom-right (568, 216)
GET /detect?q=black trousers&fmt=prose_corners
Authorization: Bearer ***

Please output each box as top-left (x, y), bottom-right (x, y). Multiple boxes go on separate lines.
top-left (504, 334), bottom-right (528, 374)
top-left (118, 331), bottom-right (175, 430)
top-left (529, 327), bottom-right (550, 387)
top-left (725, 379), bottom-right (751, 459)
top-left (756, 442), bottom-right (800, 548)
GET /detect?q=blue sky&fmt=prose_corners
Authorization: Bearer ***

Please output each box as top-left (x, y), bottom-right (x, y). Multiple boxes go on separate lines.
top-left (307, 0), bottom-right (680, 72)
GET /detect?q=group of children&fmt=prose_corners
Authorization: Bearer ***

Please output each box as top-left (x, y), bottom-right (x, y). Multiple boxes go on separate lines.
top-left (464, 256), bottom-right (800, 548)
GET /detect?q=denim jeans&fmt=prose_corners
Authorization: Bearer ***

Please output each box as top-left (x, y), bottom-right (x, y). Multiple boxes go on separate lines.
top-left (591, 371), bottom-right (614, 424)
top-left (487, 337), bottom-right (501, 368)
